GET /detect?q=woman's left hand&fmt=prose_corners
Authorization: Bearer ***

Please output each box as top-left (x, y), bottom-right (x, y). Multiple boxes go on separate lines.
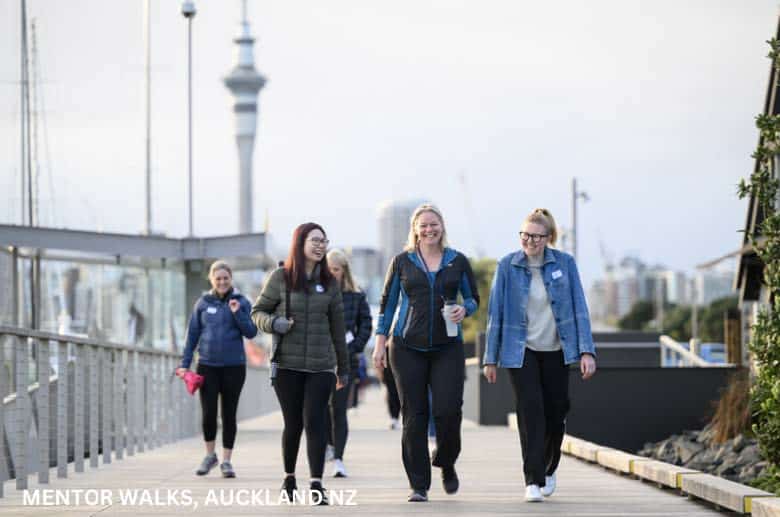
top-left (580, 353), bottom-right (597, 380)
top-left (228, 300), bottom-right (240, 313)
top-left (448, 305), bottom-right (466, 324)
top-left (336, 375), bottom-right (348, 390)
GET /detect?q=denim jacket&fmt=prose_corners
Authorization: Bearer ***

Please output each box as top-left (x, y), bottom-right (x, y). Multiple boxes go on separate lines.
top-left (483, 247), bottom-right (595, 367)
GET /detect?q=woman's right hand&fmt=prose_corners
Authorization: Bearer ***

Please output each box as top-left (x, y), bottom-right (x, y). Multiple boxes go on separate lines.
top-left (373, 336), bottom-right (388, 370)
top-left (175, 367), bottom-right (187, 378)
top-left (483, 365), bottom-right (497, 384)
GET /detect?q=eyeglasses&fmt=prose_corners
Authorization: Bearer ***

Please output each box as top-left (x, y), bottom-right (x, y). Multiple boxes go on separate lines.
top-left (307, 237), bottom-right (330, 247)
top-left (519, 232), bottom-right (548, 243)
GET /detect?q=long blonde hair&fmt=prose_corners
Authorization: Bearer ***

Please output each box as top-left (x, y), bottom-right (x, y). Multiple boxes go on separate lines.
top-left (404, 204), bottom-right (449, 251)
top-left (327, 249), bottom-right (360, 293)
top-left (523, 208), bottom-right (558, 246)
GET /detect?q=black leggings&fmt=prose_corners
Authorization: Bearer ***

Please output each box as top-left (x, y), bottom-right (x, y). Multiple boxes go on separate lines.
top-left (196, 364), bottom-right (246, 450)
top-left (326, 373), bottom-right (351, 460)
top-left (507, 349), bottom-right (570, 487)
top-left (274, 369), bottom-right (335, 478)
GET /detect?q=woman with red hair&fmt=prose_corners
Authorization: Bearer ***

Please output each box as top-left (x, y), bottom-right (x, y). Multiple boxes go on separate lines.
top-left (252, 222), bottom-right (349, 505)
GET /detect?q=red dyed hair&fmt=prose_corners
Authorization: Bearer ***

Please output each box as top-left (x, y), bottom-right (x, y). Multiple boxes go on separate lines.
top-left (283, 222), bottom-right (333, 292)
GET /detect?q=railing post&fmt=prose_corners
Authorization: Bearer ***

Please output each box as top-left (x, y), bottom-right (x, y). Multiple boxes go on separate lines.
top-left (74, 343), bottom-right (85, 473)
top-left (137, 351), bottom-right (145, 454)
top-left (56, 340), bottom-right (68, 478)
top-left (142, 353), bottom-right (149, 452)
top-left (15, 335), bottom-right (29, 490)
top-left (0, 336), bottom-right (6, 498)
top-left (36, 338), bottom-right (49, 484)
top-left (102, 348), bottom-right (112, 464)
top-left (89, 345), bottom-right (99, 468)
top-left (114, 349), bottom-right (124, 460)
top-left (126, 350), bottom-right (135, 457)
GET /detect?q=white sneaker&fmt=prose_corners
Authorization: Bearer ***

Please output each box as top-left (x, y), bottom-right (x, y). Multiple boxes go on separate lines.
top-left (332, 459), bottom-right (347, 478)
top-left (389, 418), bottom-right (399, 430)
top-left (541, 473), bottom-right (556, 496)
top-left (525, 484), bottom-right (543, 502)
top-left (324, 444), bottom-right (335, 462)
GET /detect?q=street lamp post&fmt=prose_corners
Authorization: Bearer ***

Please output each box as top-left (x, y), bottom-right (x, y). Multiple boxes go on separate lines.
top-left (571, 177), bottom-right (589, 261)
top-left (181, 1), bottom-right (196, 237)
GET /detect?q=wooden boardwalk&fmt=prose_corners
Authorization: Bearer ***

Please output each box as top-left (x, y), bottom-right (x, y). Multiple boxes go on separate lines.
top-left (0, 387), bottom-right (728, 516)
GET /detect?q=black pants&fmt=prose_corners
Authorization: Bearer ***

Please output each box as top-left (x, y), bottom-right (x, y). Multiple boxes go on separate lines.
top-left (274, 369), bottom-right (335, 478)
top-left (507, 349), bottom-right (570, 487)
top-left (390, 342), bottom-right (464, 491)
top-left (383, 364), bottom-right (401, 419)
top-left (326, 373), bottom-right (351, 460)
top-left (197, 364), bottom-right (246, 450)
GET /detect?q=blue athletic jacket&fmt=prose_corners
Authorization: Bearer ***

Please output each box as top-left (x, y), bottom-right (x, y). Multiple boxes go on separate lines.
top-left (181, 289), bottom-right (258, 369)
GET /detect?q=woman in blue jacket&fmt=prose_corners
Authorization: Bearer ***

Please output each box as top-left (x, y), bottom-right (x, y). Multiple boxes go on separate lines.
top-left (176, 260), bottom-right (258, 478)
top-left (483, 208), bottom-right (596, 503)
top-left (373, 204), bottom-right (479, 503)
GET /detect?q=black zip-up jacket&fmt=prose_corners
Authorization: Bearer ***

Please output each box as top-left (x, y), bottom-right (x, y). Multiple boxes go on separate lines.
top-left (376, 247), bottom-right (479, 351)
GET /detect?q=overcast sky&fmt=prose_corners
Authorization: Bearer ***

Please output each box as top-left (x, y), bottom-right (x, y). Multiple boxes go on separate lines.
top-left (0, 0), bottom-right (777, 289)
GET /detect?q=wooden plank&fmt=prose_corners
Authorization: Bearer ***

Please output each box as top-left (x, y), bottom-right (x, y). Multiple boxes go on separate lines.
top-left (752, 497), bottom-right (780, 517)
top-left (680, 472), bottom-right (773, 513)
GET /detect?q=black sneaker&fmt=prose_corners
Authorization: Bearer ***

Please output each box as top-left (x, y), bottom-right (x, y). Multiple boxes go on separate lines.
top-left (281, 475), bottom-right (297, 500)
top-left (407, 489), bottom-right (428, 502)
top-left (220, 461), bottom-right (236, 478)
top-left (310, 481), bottom-right (328, 506)
top-left (195, 453), bottom-right (218, 476)
top-left (442, 465), bottom-right (459, 494)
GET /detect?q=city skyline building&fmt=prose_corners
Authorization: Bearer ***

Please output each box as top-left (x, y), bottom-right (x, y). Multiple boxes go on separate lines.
top-left (376, 198), bottom-right (428, 270)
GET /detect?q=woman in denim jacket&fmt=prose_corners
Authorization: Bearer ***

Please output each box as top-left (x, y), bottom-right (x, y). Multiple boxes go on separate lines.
top-left (483, 208), bottom-right (596, 503)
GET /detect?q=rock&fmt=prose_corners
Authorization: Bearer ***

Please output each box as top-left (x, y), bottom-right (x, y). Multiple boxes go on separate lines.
top-left (714, 444), bottom-right (732, 463)
top-left (656, 439), bottom-right (677, 464)
top-left (736, 444), bottom-right (761, 466)
top-left (731, 434), bottom-right (747, 453)
top-left (715, 452), bottom-right (739, 476)
top-left (696, 423), bottom-right (715, 444)
top-left (675, 439), bottom-right (705, 464)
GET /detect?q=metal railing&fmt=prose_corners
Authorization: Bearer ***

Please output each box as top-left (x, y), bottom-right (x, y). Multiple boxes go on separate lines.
top-left (659, 335), bottom-right (733, 367)
top-left (0, 325), bottom-right (199, 497)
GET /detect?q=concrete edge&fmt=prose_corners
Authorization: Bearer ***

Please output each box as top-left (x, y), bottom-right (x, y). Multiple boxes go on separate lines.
top-left (562, 434), bottom-right (776, 514)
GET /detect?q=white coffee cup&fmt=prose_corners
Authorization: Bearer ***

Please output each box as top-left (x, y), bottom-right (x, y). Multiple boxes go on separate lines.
top-left (442, 301), bottom-right (459, 337)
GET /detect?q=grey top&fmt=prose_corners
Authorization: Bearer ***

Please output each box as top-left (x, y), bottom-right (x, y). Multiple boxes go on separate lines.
top-left (525, 254), bottom-right (562, 352)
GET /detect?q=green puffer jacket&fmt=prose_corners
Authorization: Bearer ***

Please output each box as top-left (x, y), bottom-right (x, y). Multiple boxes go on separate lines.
top-left (251, 267), bottom-right (349, 377)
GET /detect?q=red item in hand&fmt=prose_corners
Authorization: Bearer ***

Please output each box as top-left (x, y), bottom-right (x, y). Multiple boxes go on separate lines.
top-left (182, 371), bottom-right (204, 395)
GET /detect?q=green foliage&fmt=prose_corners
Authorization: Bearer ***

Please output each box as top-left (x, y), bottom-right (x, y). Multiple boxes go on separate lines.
top-left (617, 296), bottom-right (737, 343)
top-left (738, 39), bottom-right (780, 494)
top-left (617, 300), bottom-right (655, 330)
top-left (462, 258), bottom-right (497, 345)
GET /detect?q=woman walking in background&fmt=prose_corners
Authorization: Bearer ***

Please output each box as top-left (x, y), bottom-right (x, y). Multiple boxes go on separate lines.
top-left (177, 260), bottom-right (257, 478)
top-left (251, 223), bottom-right (349, 505)
top-left (324, 248), bottom-right (373, 478)
top-left (483, 208), bottom-right (596, 502)
top-left (372, 204), bottom-right (480, 502)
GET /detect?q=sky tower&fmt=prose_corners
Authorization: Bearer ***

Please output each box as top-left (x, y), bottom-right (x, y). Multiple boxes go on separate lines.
top-left (224, 0), bottom-right (266, 234)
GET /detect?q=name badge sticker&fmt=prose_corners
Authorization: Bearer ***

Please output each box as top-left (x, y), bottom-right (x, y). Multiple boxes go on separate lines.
top-left (206, 306), bottom-right (218, 314)
top-left (552, 270), bottom-right (563, 280)
top-left (315, 285), bottom-right (325, 293)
